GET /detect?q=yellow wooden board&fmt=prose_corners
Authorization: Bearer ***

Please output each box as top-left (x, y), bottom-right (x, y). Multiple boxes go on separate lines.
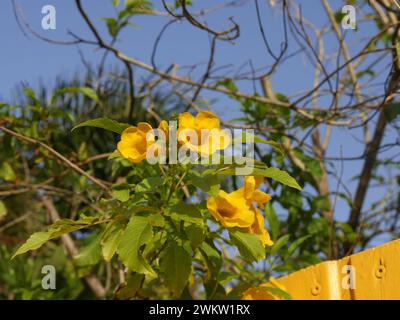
top-left (273, 239), bottom-right (400, 300)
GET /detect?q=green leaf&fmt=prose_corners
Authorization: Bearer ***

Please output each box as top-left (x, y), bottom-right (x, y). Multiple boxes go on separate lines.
top-left (0, 201), bottom-right (7, 221)
top-left (314, 196), bottom-right (332, 212)
top-left (101, 17), bottom-right (119, 37)
top-left (253, 167), bottom-right (302, 190)
top-left (12, 216), bottom-right (103, 258)
top-left (265, 203), bottom-right (279, 241)
top-left (160, 240), bottom-right (192, 297)
top-left (117, 215), bottom-right (155, 276)
top-left (108, 150), bottom-right (122, 160)
top-left (12, 232), bottom-right (51, 258)
top-left (115, 273), bottom-right (144, 299)
top-left (216, 79), bottom-right (238, 93)
top-left (215, 164), bottom-right (301, 190)
top-left (101, 221), bottom-right (123, 262)
top-left (135, 177), bottom-right (164, 193)
top-left (0, 162), bottom-right (17, 182)
top-left (113, 189), bottom-right (130, 202)
top-left (72, 117), bottom-right (130, 134)
top-left (74, 236), bottom-right (102, 267)
top-left (168, 202), bottom-right (203, 227)
top-left (287, 235), bottom-right (311, 256)
top-left (199, 241), bottom-right (222, 277)
top-left (185, 224), bottom-right (205, 249)
top-left (52, 87), bottom-right (100, 103)
top-left (270, 234), bottom-right (290, 255)
top-left (235, 132), bottom-right (285, 156)
top-left (188, 172), bottom-right (220, 197)
top-left (384, 103), bottom-right (400, 122)
top-left (229, 229), bottom-right (265, 262)
top-left (263, 286), bottom-right (292, 300)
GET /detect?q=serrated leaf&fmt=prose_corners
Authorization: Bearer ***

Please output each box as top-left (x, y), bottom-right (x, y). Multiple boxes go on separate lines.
top-left (270, 234), bottom-right (290, 255)
top-left (160, 241), bottom-right (192, 297)
top-left (12, 216), bottom-right (103, 258)
top-left (13, 232), bottom-right (51, 258)
top-left (117, 215), bottom-right (155, 276)
top-left (72, 117), bottom-right (130, 134)
top-left (229, 229), bottom-right (265, 262)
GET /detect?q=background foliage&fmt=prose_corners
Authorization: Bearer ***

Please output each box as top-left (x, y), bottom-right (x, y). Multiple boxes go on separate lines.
top-left (0, 0), bottom-right (399, 299)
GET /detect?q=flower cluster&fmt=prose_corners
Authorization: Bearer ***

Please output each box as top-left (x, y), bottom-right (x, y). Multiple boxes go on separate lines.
top-left (207, 176), bottom-right (273, 247)
top-left (117, 110), bottom-right (230, 162)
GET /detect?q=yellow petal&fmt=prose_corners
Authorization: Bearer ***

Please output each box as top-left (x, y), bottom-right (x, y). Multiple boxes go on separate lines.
top-left (252, 190), bottom-right (271, 209)
top-left (137, 122), bottom-right (153, 133)
top-left (121, 126), bottom-right (137, 136)
top-left (243, 176), bottom-right (256, 200)
top-left (207, 191), bottom-right (255, 228)
top-left (158, 120), bottom-right (169, 140)
top-left (178, 112), bottom-right (195, 129)
top-left (195, 110), bottom-right (220, 130)
top-left (250, 208), bottom-right (273, 247)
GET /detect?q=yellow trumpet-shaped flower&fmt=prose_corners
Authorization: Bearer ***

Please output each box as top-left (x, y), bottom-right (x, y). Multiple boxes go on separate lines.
top-left (117, 121), bottom-right (168, 163)
top-left (247, 207), bottom-right (273, 247)
top-left (207, 190), bottom-right (255, 228)
top-left (242, 278), bottom-right (287, 300)
top-left (207, 176), bottom-right (273, 247)
top-left (177, 111), bottom-right (230, 156)
top-left (232, 176), bottom-right (272, 208)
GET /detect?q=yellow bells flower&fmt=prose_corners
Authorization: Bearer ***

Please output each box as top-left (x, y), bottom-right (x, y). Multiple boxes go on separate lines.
top-left (207, 176), bottom-right (273, 247)
top-left (247, 207), bottom-right (273, 247)
top-left (242, 278), bottom-right (287, 300)
top-left (158, 120), bottom-right (169, 141)
top-left (117, 121), bottom-right (168, 164)
top-left (177, 111), bottom-right (230, 156)
top-left (207, 190), bottom-right (255, 228)
top-left (240, 176), bottom-right (271, 208)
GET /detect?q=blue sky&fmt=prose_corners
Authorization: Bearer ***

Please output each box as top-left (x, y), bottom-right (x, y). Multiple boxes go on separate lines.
top-left (0, 0), bottom-right (397, 246)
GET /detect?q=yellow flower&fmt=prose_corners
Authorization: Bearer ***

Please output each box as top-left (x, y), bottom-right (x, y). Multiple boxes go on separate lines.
top-left (117, 121), bottom-right (168, 163)
top-left (158, 120), bottom-right (169, 141)
top-left (232, 176), bottom-right (271, 208)
top-left (207, 176), bottom-right (273, 247)
top-left (247, 207), bottom-right (273, 246)
top-left (207, 190), bottom-right (255, 228)
top-left (242, 278), bottom-right (287, 300)
top-left (177, 111), bottom-right (230, 156)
